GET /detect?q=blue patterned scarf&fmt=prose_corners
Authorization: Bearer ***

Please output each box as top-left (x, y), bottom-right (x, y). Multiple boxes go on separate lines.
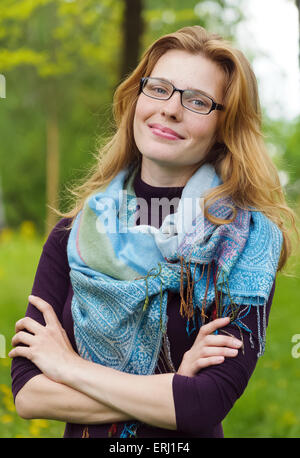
top-left (67, 163), bottom-right (282, 436)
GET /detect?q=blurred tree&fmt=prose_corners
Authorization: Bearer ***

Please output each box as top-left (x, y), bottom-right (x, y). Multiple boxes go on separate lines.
top-left (0, 0), bottom-right (123, 233)
top-left (262, 115), bottom-right (300, 205)
top-left (282, 117), bottom-right (300, 201)
top-left (0, 0), bottom-right (246, 233)
top-left (120, 0), bottom-right (144, 80)
top-left (143, 0), bottom-right (244, 46)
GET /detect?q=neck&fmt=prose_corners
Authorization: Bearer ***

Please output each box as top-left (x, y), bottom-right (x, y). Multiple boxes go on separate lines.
top-left (140, 159), bottom-right (200, 188)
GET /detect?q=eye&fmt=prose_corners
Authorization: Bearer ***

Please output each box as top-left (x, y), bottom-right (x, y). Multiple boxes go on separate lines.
top-left (191, 99), bottom-right (206, 107)
top-left (144, 79), bottom-right (171, 98)
top-left (184, 91), bottom-right (211, 111)
top-left (148, 84), bottom-right (169, 95)
top-left (153, 86), bottom-right (168, 95)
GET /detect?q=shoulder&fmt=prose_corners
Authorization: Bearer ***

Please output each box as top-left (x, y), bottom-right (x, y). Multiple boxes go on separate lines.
top-left (43, 217), bottom-right (73, 255)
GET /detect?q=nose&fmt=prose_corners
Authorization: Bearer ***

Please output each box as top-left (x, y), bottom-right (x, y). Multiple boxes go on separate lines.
top-left (160, 90), bottom-right (183, 121)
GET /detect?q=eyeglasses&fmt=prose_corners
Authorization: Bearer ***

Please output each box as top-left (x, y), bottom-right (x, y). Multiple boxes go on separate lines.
top-left (139, 77), bottom-right (224, 115)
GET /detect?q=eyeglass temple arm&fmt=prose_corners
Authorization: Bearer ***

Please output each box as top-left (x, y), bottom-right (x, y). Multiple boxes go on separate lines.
top-left (213, 102), bottom-right (224, 111)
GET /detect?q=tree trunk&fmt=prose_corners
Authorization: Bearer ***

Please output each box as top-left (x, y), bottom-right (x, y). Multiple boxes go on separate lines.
top-left (45, 103), bottom-right (60, 235)
top-left (120, 0), bottom-right (144, 81)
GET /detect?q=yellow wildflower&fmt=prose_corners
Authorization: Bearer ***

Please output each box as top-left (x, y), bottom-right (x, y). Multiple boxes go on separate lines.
top-left (0, 358), bottom-right (11, 367)
top-left (32, 419), bottom-right (49, 428)
top-left (20, 221), bottom-right (36, 239)
top-left (3, 396), bottom-right (15, 412)
top-left (1, 414), bottom-right (13, 423)
top-left (0, 384), bottom-right (10, 395)
top-left (281, 410), bottom-right (297, 426)
top-left (0, 227), bottom-right (13, 243)
top-left (29, 422), bottom-right (41, 438)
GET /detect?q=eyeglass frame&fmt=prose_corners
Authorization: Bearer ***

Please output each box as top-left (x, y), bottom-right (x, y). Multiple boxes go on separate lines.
top-left (139, 77), bottom-right (224, 115)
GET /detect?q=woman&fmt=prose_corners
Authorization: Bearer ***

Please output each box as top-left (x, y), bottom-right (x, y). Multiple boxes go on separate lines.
top-left (10, 26), bottom-right (297, 438)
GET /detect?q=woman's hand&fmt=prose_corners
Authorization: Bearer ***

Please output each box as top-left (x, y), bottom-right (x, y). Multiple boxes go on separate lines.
top-left (9, 295), bottom-right (79, 384)
top-left (177, 317), bottom-right (243, 377)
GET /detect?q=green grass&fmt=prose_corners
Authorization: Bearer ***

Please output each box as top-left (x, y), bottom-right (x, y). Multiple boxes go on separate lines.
top-left (222, 257), bottom-right (300, 438)
top-left (0, 224), bottom-right (65, 438)
top-left (0, 223), bottom-right (300, 438)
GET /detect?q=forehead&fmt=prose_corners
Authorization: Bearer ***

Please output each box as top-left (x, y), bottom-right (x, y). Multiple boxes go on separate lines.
top-left (150, 49), bottom-right (224, 101)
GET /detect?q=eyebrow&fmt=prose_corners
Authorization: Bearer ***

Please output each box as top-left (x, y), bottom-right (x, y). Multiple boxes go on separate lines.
top-left (154, 77), bottom-right (216, 100)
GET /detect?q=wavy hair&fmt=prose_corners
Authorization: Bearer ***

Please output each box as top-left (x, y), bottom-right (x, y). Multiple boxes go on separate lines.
top-left (60, 25), bottom-right (299, 272)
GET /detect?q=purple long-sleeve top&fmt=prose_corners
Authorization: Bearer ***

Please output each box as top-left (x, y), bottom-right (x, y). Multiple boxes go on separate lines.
top-left (11, 170), bottom-right (275, 438)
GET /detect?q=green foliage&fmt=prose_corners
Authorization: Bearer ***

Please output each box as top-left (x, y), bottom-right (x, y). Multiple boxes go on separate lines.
top-left (283, 117), bottom-right (300, 196)
top-left (0, 0), bottom-right (247, 232)
top-left (143, 0), bottom-right (244, 48)
top-left (262, 116), bottom-right (300, 203)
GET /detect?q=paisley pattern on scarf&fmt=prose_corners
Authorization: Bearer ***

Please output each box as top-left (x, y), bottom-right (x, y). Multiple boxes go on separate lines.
top-left (67, 163), bottom-right (283, 436)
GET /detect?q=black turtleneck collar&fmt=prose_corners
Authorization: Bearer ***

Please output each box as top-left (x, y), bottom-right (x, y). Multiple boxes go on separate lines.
top-left (133, 167), bottom-right (184, 228)
top-left (133, 168), bottom-right (184, 201)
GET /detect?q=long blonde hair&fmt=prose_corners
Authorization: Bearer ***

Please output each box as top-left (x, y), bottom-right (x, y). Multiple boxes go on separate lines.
top-left (61, 25), bottom-right (299, 272)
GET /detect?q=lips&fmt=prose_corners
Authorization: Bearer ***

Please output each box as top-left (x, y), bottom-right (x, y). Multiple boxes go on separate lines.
top-left (148, 123), bottom-right (184, 140)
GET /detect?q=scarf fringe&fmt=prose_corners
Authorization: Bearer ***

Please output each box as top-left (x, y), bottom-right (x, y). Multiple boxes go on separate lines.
top-left (141, 263), bottom-right (166, 334)
top-left (178, 258), bottom-right (267, 357)
top-left (120, 422), bottom-right (138, 438)
top-left (82, 426), bottom-right (89, 438)
top-left (179, 257), bottom-right (206, 323)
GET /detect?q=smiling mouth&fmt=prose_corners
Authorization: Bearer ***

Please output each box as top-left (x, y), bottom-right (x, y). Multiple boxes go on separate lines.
top-left (148, 124), bottom-right (184, 140)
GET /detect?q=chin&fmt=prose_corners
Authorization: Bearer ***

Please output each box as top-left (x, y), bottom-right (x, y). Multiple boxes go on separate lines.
top-left (141, 149), bottom-right (182, 166)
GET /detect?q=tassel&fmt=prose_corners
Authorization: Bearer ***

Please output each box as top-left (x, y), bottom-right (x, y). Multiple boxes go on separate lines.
top-left (120, 422), bottom-right (138, 438)
top-left (82, 426), bottom-right (89, 438)
top-left (221, 273), bottom-right (240, 322)
top-left (142, 264), bottom-right (162, 311)
top-left (179, 256), bottom-right (204, 321)
top-left (108, 423), bottom-right (118, 437)
top-left (256, 301), bottom-right (267, 357)
top-left (212, 260), bottom-right (221, 318)
top-left (179, 256), bottom-right (186, 317)
top-left (201, 263), bottom-right (211, 323)
top-left (179, 256), bottom-right (194, 319)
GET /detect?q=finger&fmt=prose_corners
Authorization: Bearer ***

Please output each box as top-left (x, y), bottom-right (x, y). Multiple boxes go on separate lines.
top-left (195, 356), bottom-right (225, 370)
top-left (204, 334), bottom-right (243, 349)
top-left (28, 295), bottom-right (59, 326)
top-left (197, 317), bottom-right (230, 340)
top-left (15, 316), bottom-right (43, 334)
top-left (200, 346), bottom-right (239, 358)
top-left (8, 346), bottom-right (32, 360)
top-left (11, 331), bottom-right (35, 348)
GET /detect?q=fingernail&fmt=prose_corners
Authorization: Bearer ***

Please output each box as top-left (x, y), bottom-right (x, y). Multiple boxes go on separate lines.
top-left (233, 339), bottom-right (243, 347)
top-left (215, 356), bottom-right (224, 363)
top-left (229, 349), bottom-right (238, 355)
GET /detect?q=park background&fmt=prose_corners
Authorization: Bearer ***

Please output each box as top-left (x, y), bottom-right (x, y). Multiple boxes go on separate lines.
top-left (0, 0), bottom-right (300, 438)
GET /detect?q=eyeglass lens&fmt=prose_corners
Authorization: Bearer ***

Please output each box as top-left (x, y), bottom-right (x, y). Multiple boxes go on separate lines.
top-left (142, 78), bottom-right (213, 114)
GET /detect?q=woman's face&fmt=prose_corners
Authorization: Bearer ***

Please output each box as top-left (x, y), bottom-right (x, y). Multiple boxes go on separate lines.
top-left (133, 49), bottom-right (225, 179)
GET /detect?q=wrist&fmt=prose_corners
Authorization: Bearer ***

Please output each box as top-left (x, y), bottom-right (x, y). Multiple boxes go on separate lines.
top-left (59, 353), bottom-right (85, 386)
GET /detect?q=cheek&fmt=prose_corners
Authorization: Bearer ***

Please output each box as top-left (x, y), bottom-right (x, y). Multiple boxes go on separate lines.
top-left (134, 95), bottom-right (153, 125)
top-left (189, 117), bottom-right (218, 142)
top-left (133, 105), bottom-right (143, 142)
top-left (133, 99), bottom-right (150, 148)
